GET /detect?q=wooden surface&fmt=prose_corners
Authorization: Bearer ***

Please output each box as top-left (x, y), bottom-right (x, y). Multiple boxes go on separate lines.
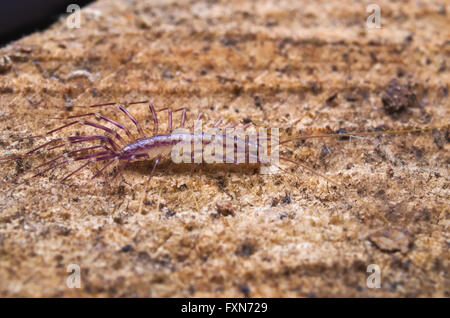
top-left (0, 0), bottom-right (449, 297)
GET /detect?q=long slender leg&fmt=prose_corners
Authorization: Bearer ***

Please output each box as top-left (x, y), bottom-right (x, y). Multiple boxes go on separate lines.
top-left (25, 138), bottom-right (64, 156)
top-left (32, 145), bottom-right (104, 171)
top-left (226, 122), bottom-right (239, 129)
top-left (68, 113), bottom-right (133, 139)
top-left (82, 121), bottom-right (124, 142)
top-left (180, 109), bottom-right (186, 128)
top-left (91, 159), bottom-right (115, 179)
top-left (32, 151), bottom-right (114, 178)
top-left (47, 121), bottom-right (78, 135)
top-left (46, 120), bottom-right (124, 147)
top-left (154, 106), bottom-right (184, 131)
top-left (47, 143), bottom-right (70, 152)
top-left (118, 104), bottom-right (143, 136)
top-left (60, 160), bottom-right (93, 182)
top-left (21, 133), bottom-right (119, 158)
top-left (68, 135), bottom-right (119, 152)
top-left (112, 158), bottom-right (131, 181)
top-left (138, 155), bottom-right (161, 214)
top-left (145, 155), bottom-right (161, 186)
top-left (213, 118), bottom-right (223, 128)
top-left (167, 108), bottom-right (172, 133)
top-left (149, 104), bottom-right (158, 135)
top-left (187, 112), bottom-right (203, 130)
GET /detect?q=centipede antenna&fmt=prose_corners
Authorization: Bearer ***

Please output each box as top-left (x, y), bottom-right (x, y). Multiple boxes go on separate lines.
top-left (279, 126), bottom-right (449, 145)
top-left (279, 156), bottom-right (342, 187)
top-left (76, 100), bottom-right (150, 108)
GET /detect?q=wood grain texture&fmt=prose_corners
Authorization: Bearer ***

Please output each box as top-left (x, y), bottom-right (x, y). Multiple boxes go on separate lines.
top-left (0, 0), bottom-right (448, 297)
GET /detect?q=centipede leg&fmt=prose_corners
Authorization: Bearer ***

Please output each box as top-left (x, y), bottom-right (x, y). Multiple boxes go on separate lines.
top-left (31, 145), bottom-right (105, 172)
top-left (24, 138), bottom-right (64, 156)
top-left (112, 158), bottom-right (130, 181)
top-left (32, 152), bottom-right (114, 178)
top-left (69, 135), bottom-right (119, 152)
top-left (118, 104), bottom-right (143, 136)
top-left (156, 106), bottom-right (187, 132)
top-left (226, 122), bottom-right (239, 129)
top-left (67, 113), bottom-right (133, 139)
top-left (149, 103), bottom-right (158, 135)
top-left (213, 118), bottom-right (223, 128)
top-left (91, 159), bottom-right (116, 179)
top-left (167, 108), bottom-right (172, 132)
top-left (180, 109), bottom-right (186, 128)
top-left (145, 155), bottom-right (161, 187)
top-left (138, 155), bottom-right (161, 214)
top-left (60, 160), bottom-right (93, 182)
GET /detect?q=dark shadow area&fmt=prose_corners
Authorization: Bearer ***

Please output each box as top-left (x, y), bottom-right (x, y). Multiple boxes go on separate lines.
top-left (0, 0), bottom-right (95, 48)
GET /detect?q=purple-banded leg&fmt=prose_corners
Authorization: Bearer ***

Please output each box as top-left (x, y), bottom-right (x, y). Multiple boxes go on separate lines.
top-left (32, 145), bottom-right (104, 172)
top-left (32, 151), bottom-right (114, 178)
top-left (188, 112), bottom-right (203, 130)
top-left (155, 106), bottom-right (185, 132)
top-left (149, 103), bottom-right (158, 135)
top-left (213, 118), bottom-right (223, 128)
top-left (91, 159), bottom-right (116, 179)
top-left (138, 154), bottom-right (161, 214)
top-left (60, 160), bottom-right (93, 182)
top-left (96, 152), bottom-right (145, 181)
top-left (23, 134), bottom-right (119, 157)
top-left (68, 113), bottom-right (133, 139)
top-left (68, 135), bottom-right (120, 152)
top-left (118, 104), bottom-right (143, 136)
top-left (43, 121), bottom-right (122, 153)
top-left (25, 138), bottom-right (64, 156)
top-left (111, 157), bottom-right (133, 181)
top-left (45, 118), bottom-right (123, 150)
top-left (167, 108), bottom-right (172, 133)
top-left (226, 122), bottom-right (239, 129)
top-left (180, 109), bottom-right (186, 128)
top-left (145, 155), bottom-right (161, 187)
